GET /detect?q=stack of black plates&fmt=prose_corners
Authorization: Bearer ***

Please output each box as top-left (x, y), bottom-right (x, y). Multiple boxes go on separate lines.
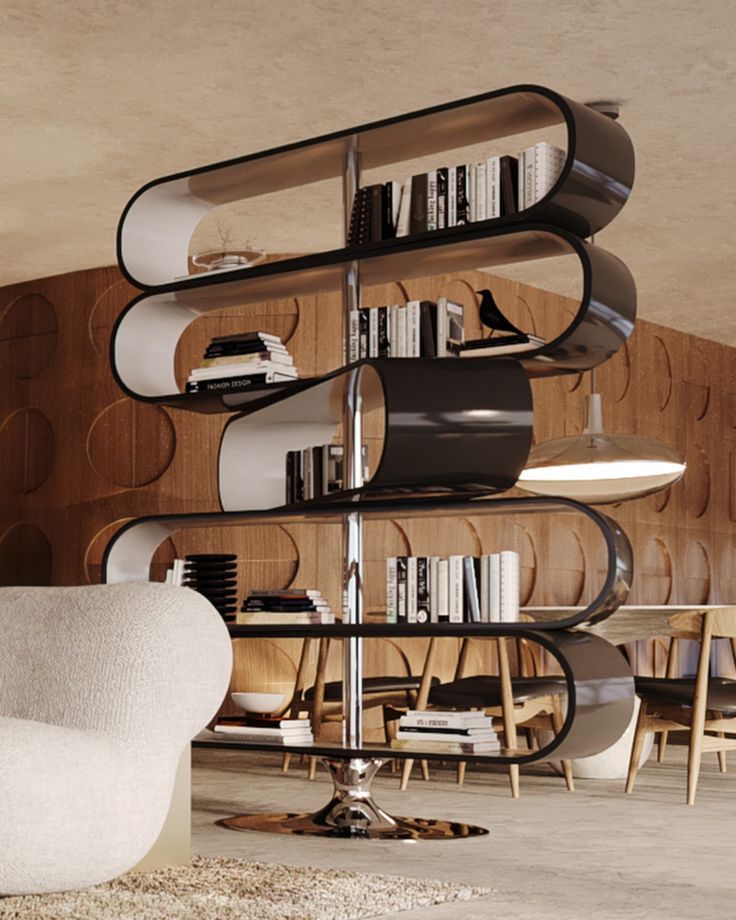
top-left (183, 554), bottom-right (238, 621)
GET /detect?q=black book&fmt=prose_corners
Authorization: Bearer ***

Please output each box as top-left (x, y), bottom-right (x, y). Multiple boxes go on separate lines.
top-left (409, 173), bottom-right (428, 235)
top-left (347, 187), bottom-right (371, 247)
top-left (500, 156), bottom-right (519, 216)
top-left (419, 301), bottom-right (438, 357)
top-left (381, 182), bottom-right (398, 240)
top-left (370, 184), bottom-right (383, 243)
top-left (416, 557), bottom-right (430, 624)
top-left (311, 445), bottom-right (324, 499)
top-left (396, 556), bottom-right (408, 623)
top-left (285, 450), bottom-right (294, 503)
top-left (210, 332), bottom-right (279, 345)
top-left (358, 309), bottom-right (369, 359)
top-left (377, 307), bottom-right (390, 357)
top-left (456, 165), bottom-right (469, 225)
top-left (186, 374), bottom-right (275, 393)
top-left (204, 344), bottom-right (284, 358)
top-left (436, 167), bottom-right (448, 230)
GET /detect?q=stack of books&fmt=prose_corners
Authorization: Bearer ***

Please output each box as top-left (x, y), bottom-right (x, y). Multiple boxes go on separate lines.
top-left (348, 298), bottom-right (464, 362)
top-left (385, 551), bottom-right (520, 625)
top-left (214, 718), bottom-right (314, 746)
top-left (390, 710), bottom-right (500, 755)
top-left (346, 141), bottom-right (565, 243)
top-left (185, 332), bottom-right (298, 394)
top-left (285, 444), bottom-right (368, 503)
top-left (237, 588), bottom-right (336, 625)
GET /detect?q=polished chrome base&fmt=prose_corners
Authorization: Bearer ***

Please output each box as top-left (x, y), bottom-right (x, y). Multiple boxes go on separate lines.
top-left (219, 757), bottom-right (488, 840)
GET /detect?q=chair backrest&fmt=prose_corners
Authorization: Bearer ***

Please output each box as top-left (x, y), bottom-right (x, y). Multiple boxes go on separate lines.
top-left (0, 583), bottom-right (232, 751)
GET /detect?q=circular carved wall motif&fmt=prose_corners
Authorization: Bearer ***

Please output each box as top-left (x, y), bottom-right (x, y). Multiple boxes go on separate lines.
top-left (88, 278), bottom-right (137, 356)
top-left (0, 408), bottom-right (55, 493)
top-left (0, 523), bottom-right (53, 585)
top-left (681, 540), bottom-right (711, 605)
top-left (684, 443), bottom-right (710, 519)
top-left (0, 293), bottom-right (58, 378)
top-left (635, 536), bottom-right (673, 605)
top-left (84, 517), bottom-right (136, 584)
top-left (653, 335), bottom-right (673, 412)
top-left (684, 342), bottom-right (710, 422)
top-left (87, 399), bottom-right (176, 488)
top-left (514, 523), bottom-right (538, 606)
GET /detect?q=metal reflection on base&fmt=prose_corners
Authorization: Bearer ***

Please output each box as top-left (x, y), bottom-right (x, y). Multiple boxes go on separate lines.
top-left (219, 756), bottom-right (488, 840)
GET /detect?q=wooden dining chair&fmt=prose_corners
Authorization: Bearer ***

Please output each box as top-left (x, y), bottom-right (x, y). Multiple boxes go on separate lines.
top-left (626, 606), bottom-right (736, 804)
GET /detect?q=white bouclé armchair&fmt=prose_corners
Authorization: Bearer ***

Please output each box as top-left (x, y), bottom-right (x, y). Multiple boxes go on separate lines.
top-left (0, 583), bottom-right (232, 895)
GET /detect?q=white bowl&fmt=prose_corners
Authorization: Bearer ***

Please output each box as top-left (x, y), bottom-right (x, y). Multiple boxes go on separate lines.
top-left (231, 691), bottom-right (288, 714)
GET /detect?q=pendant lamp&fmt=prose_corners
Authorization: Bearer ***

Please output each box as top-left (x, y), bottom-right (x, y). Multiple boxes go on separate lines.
top-left (517, 378), bottom-right (686, 504)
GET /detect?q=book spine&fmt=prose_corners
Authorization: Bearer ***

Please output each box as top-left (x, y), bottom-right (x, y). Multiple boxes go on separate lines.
top-left (407, 555), bottom-right (418, 624)
top-left (396, 556), bottom-right (407, 623)
top-left (475, 162), bottom-right (487, 222)
top-left (523, 146), bottom-right (535, 209)
top-left (436, 296), bottom-right (448, 358)
top-left (455, 165), bottom-right (468, 225)
top-left (285, 450), bottom-right (294, 504)
top-left (395, 179), bottom-right (412, 237)
top-left (386, 556), bottom-right (397, 624)
top-left (500, 155), bottom-right (518, 216)
top-left (447, 166), bottom-right (457, 226)
top-left (463, 556), bottom-right (481, 623)
top-left (416, 557), bottom-right (430, 624)
top-left (321, 443), bottom-right (330, 495)
top-left (397, 305), bottom-right (408, 357)
top-left (349, 310), bottom-right (360, 363)
top-left (480, 553), bottom-right (490, 623)
top-left (426, 170), bottom-right (437, 231)
top-left (406, 300), bottom-right (421, 357)
top-left (468, 163), bottom-right (476, 222)
top-left (401, 715), bottom-right (493, 729)
top-left (311, 445), bottom-right (323, 499)
top-left (500, 550), bottom-right (520, 623)
top-left (377, 306), bottom-right (390, 357)
top-left (368, 307), bottom-right (378, 358)
top-left (419, 300), bottom-right (437, 357)
top-left (359, 309), bottom-right (369, 359)
top-left (186, 373), bottom-right (272, 393)
top-left (518, 149), bottom-right (526, 212)
top-left (303, 447), bottom-right (313, 501)
top-left (381, 182), bottom-right (395, 239)
top-left (487, 156), bottom-right (500, 219)
top-left (409, 173), bottom-right (428, 234)
top-left (429, 555), bottom-right (440, 624)
top-left (437, 558), bottom-right (450, 623)
top-left (370, 183), bottom-right (383, 241)
top-left (448, 555), bottom-right (464, 623)
top-left (436, 167), bottom-right (448, 229)
top-left (489, 552), bottom-right (501, 623)
top-left (388, 304), bottom-right (398, 357)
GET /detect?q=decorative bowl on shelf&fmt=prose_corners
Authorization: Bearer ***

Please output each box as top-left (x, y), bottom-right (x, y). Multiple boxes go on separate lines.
top-left (191, 249), bottom-right (266, 272)
top-left (231, 691), bottom-right (287, 714)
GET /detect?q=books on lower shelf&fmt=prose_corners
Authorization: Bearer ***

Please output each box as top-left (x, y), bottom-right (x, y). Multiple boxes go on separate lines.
top-left (390, 710), bottom-right (500, 754)
top-left (237, 588), bottom-right (336, 625)
top-left (347, 298), bottom-right (464, 362)
top-left (386, 552), bottom-right (520, 624)
top-left (347, 142), bottom-right (564, 244)
top-left (185, 331), bottom-right (298, 394)
top-left (285, 444), bottom-right (369, 503)
top-left (214, 721), bottom-right (314, 745)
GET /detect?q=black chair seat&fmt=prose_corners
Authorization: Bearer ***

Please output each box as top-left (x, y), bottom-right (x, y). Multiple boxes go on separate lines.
top-left (305, 675), bottom-right (439, 702)
top-left (428, 675), bottom-right (567, 709)
top-left (635, 677), bottom-right (736, 714)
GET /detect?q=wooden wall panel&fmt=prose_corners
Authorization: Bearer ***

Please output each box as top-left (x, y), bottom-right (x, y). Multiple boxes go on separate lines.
top-left (2, 262), bottom-right (736, 715)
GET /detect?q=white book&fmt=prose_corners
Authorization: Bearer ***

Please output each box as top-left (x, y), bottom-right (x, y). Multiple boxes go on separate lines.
top-left (396, 305), bottom-right (408, 357)
top-left (521, 144), bottom-right (536, 209)
top-left (479, 553), bottom-right (491, 623)
top-left (189, 363), bottom-right (298, 380)
top-left (236, 612), bottom-right (335, 625)
top-left (386, 557), bottom-right (398, 624)
top-left (448, 554), bottom-right (465, 623)
top-left (475, 162), bottom-right (487, 222)
top-left (486, 156), bottom-right (500, 219)
top-left (400, 712), bottom-right (493, 729)
top-left (407, 556), bottom-right (418, 624)
top-left (348, 309), bottom-right (360, 363)
top-left (437, 558), bottom-right (449, 622)
top-left (406, 300), bottom-right (421, 357)
top-left (426, 170), bottom-right (437, 231)
top-left (396, 728), bottom-right (498, 743)
top-left (437, 169), bottom-right (447, 229)
top-left (534, 142), bottom-right (565, 203)
top-left (447, 165), bottom-right (457, 226)
top-left (500, 550), bottom-right (520, 623)
top-left (303, 447), bottom-right (313, 501)
top-left (203, 350), bottom-right (293, 366)
top-left (468, 163), bottom-right (476, 223)
top-left (395, 179), bottom-right (412, 237)
top-left (436, 296), bottom-right (448, 358)
top-left (368, 307), bottom-right (379, 358)
top-left (388, 304), bottom-right (399, 358)
top-left (489, 553), bottom-right (501, 623)
top-left (429, 555), bottom-right (440, 624)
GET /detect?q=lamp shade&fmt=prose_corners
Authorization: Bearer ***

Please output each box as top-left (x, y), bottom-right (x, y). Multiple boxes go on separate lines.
top-left (517, 394), bottom-right (686, 504)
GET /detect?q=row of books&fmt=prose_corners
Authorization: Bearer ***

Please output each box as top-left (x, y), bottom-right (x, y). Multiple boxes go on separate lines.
top-left (386, 551), bottom-right (520, 624)
top-left (348, 142), bottom-right (565, 244)
top-left (390, 710), bottom-right (500, 755)
top-left (236, 589), bottom-right (336, 625)
top-left (285, 444), bottom-right (368, 503)
top-left (348, 298), bottom-right (464, 361)
top-left (185, 331), bottom-right (298, 394)
top-left (214, 718), bottom-right (314, 746)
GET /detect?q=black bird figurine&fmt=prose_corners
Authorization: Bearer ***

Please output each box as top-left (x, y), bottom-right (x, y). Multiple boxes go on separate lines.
top-left (477, 288), bottom-right (524, 336)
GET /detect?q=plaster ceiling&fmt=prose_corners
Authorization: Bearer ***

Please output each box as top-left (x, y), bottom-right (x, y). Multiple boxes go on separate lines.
top-left (1, 0), bottom-right (735, 345)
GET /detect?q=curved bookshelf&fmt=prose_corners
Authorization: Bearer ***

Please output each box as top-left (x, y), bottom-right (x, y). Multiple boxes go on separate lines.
top-left (117, 84), bottom-right (634, 291)
top-left (111, 224), bottom-right (636, 413)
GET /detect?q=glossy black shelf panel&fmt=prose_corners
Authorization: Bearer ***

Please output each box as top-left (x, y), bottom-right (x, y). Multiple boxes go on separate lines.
top-left (102, 495), bottom-right (632, 630)
top-left (195, 627), bottom-right (634, 764)
top-left (218, 358), bottom-right (532, 511)
top-left (117, 84), bottom-right (634, 290)
top-left (111, 224), bottom-right (636, 411)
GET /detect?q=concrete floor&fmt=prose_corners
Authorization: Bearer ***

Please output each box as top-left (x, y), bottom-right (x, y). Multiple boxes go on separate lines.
top-left (193, 746), bottom-right (736, 920)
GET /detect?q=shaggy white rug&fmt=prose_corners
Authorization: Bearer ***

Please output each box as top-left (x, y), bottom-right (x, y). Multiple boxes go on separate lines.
top-left (0, 855), bottom-right (493, 919)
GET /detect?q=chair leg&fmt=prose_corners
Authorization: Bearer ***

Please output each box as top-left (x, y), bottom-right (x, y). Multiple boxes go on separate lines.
top-left (420, 759), bottom-right (430, 781)
top-left (282, 752), bottom-right (291, 773)
top-left (561, 758), bottom-right (575, 792)
top-left (308, 756), bottom-right (318, 780)
top-left (625, 698), bottom-right (648, 794)
top-left (399, 758), bottom-right (413, 791)
top-left (657, 730), bottom-right (669, 763)
top-left (456, 761), bottom-right (466, 785)
top-left (549, 697), bottom-right (574, 792)
top-left (509, 763), bottom-right (520, 799)
top-left (717, 732), bottom-right (727, 773)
